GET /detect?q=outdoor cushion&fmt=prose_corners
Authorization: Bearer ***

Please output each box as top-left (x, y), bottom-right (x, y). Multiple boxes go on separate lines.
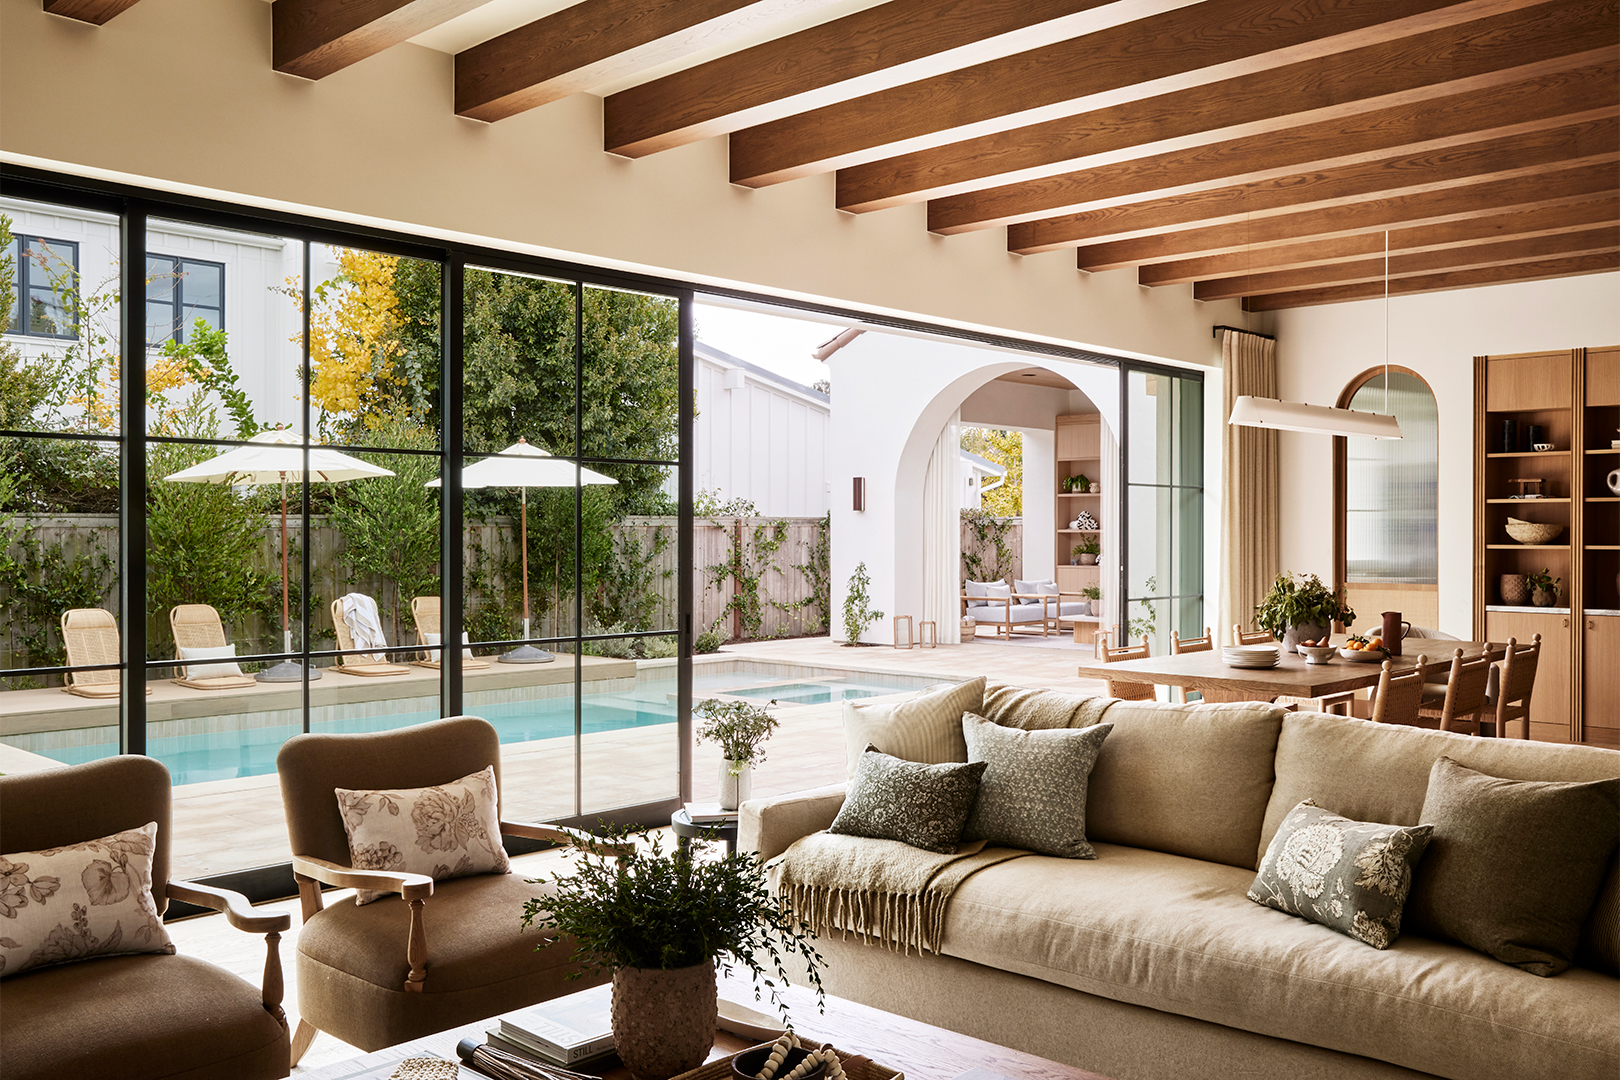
top-left (0, 951), bottom-right (289, 1080)
top-left (177, 643), bottom-right (244, 681)
top-left (938, 844), bottom-right (1620, 1080)
top-left (964, 580), bottom-right (1009, 608)
top-left (1080, 700), bottom-right (1286, 870)
top-left (336, 765), bottom-right (510, 904)
top-left (842, 677), bottom-right (985, 778)
top-left (1013, 579), bottom-right (1058, 605)
top-left (421, 631), bottom-right (475, 662)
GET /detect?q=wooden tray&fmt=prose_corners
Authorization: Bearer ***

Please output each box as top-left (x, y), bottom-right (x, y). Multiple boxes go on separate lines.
top-left (670, 1043), bottom-right (903, 1080)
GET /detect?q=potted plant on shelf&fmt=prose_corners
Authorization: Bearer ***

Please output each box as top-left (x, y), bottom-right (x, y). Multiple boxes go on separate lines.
top-left (1074, 538), bottom-right (1100, 566)
top-left (524, 828), bottom-right (824, 1080)
top-left (1527, 568), bottom-right (1561, 607)
top-left (1254, 572), bottom-right (1356, 652)
top-left (695, 697), bottom-right (779, 810)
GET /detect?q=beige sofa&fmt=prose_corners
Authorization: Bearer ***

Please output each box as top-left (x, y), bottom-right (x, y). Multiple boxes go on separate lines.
top-left (741, 692), bottom-right (1620, 1080)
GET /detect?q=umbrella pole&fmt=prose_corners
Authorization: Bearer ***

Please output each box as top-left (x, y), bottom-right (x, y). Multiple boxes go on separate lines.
top-left (258, 472), bottom-right (319, 681)
top-left (500, 483), bottom-right (553, 663)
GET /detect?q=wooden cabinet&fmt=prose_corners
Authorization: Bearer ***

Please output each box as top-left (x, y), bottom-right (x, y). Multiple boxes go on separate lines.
top-left (1476, 346), bottom-right (1617, 746)
top-left (1583, 616), bottom-right (1620, 745)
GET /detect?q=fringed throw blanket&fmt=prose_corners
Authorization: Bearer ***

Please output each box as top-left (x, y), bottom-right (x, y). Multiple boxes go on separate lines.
top-left (766, 832), bottom-right (1031, 955)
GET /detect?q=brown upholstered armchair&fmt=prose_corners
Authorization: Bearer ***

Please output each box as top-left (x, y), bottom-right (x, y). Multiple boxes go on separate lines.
top-left (277, 715), bottom-right (622, 1063)
top-left (0, 756), bottom-right (290, 1080)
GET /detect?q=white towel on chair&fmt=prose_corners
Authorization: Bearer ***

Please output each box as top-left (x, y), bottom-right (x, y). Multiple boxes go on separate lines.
top-left (340, 593), bottom-right (390, 662)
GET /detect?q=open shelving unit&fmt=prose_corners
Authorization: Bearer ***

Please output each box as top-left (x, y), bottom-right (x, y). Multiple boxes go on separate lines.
top-left (1054, 413), bottom-right (1102, 643)
top-left (1474, 346), bottom-right (1618, 747)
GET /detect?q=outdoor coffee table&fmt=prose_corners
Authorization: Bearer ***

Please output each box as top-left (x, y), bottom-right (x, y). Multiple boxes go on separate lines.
top-left (297, 967), bottom-right (1111, 1080)
top-left (1073, 636), bottom-right (1493, 703)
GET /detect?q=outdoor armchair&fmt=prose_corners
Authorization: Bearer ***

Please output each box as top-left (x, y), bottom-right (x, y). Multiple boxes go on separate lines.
top-left (329, 594), bottom-right (410, 676)
top-left (60, 607), bottom-right (149, 698)
top-left (408, 596), bottom-right (490, 670)
top-left (0, 756), bottom-right (290, 1080)
top-left (170, 604), bottom-right (257, 690)
top-left (276, 716), bottom-right (625, 1062)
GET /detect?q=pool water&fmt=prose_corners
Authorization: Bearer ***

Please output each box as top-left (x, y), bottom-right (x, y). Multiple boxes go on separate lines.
top-left (36, 670), bottom-right (931, 786)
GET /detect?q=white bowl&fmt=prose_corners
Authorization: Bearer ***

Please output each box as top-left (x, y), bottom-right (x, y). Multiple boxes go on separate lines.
top-left (1339, 647), bottom-right (1388, 663)
top-left (1533, 442), bottom-right (1553, 452)
top-left (1299, 645), bottom-right (1336, 665)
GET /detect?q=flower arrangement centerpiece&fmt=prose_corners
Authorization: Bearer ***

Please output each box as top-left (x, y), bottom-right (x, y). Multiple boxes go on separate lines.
top-left (695, 696), bottom-right (780, 810)
top-left (1255, 572), bottom-right (1356, 652)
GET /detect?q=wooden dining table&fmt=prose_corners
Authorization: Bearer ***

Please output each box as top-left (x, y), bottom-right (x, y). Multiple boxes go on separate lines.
top-left (1074, 636), bottom-right (1493, 704)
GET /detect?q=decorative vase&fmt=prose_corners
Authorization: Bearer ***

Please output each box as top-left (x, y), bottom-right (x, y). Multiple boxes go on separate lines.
top-left (1501, 419), bottom-right (1517, 454)
top-left (1607, 467), bottom-right (1620, 495)
top-left (610, 963), bottom-right (718, 1080)
top-left (1500, 574), bottom-right (1528, 605)
top-left (1089, 482), bottom-right (1101, 494)
top-left (1078, 553), bottom-right (1098, 566)
top-left (1282, 620), bottom-right (1328, 653)
top-left (1532, 587), bottom-right (1555, 608)
top-left (718, 761), bottom-right (751, 811)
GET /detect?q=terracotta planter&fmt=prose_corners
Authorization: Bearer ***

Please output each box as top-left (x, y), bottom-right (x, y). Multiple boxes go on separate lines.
top-left (611, 962), bottom-right (718, 1080)
top-left (1532, 587), bottom-right (1556, 607)
top-left (718, 761), bottom-right (751, 811)
top-left (1500, 574), bottom-right (1529, 605)
top-left (1078, 553), bottom-right (1098, 566)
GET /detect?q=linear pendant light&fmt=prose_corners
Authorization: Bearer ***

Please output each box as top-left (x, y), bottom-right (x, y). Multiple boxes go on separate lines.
top-left (1228, 233), bottom-right (1403, 440)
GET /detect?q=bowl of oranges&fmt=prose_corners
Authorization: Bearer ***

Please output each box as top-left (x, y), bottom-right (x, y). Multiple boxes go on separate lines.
top-left (1339, 634), bottom-right (1388, 662)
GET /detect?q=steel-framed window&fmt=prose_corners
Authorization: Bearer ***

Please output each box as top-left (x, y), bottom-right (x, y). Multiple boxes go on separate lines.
top-left (145, 253), bottom-right (224, 345)
top-left (5, 233), bottom-right (79, 339)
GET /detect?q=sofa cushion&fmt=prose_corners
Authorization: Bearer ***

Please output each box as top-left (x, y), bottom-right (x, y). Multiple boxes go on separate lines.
top-left (938, 844), bottom-right (1620, 1080)
top-left (1263, 712), bottom-right (1620, 969)
top-left (0, 952), bottom-right (288, 1080)
top-left (1249, 800), bottom-right (1432, 949)
top-left (1083, 700), bottom-right (1285, 870)
top-left (962, 714), bottom-right (1111, 858)
top-left (842, 677), bottom-right (985, 778)
top-left (830, 748), bottom-right (986, 854)
top-left (981, 684), bottom-right (1111, 731)
top-left (1405, 757), bottom-right (1620, 976)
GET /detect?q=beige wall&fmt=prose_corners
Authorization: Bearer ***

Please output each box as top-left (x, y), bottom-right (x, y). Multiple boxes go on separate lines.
top-left (0, 0), bottom-right (1242, 368)
top-left (1273, 271), bottom-right (1620, 637)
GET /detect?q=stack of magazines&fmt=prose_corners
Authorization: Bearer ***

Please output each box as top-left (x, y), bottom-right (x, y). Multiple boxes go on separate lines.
top-left (476, 983), bottom-right (616, 1076)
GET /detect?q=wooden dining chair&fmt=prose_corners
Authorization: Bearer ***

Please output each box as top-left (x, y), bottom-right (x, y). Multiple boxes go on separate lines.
top-left (1363, 659), bottom-right (1429, 725)
top-left (1170, 626), bottom-right (1213, 703)
top-left (1232, 624), bottom-right (1275, 646)
top-left (1098, 628), bottom-right (1155, 701)
top-left (1417, 648), bottom-right (1495, 735)
top-left (1490, 635), bottom-right (1541, 738)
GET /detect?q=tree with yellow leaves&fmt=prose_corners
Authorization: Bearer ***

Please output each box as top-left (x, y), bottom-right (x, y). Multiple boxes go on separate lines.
top-left (305, 249), bottom-right (403, 437)
top-left (961, 426), bottom-right (1023, 517)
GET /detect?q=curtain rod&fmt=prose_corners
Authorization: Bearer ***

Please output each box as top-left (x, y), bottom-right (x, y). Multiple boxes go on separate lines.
top-left (1212, 325), bottom-right (1275, 341)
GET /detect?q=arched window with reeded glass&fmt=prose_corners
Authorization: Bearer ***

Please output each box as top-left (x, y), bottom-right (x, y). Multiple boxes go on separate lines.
top-left (1334, 369), bottom-right (1439, 632)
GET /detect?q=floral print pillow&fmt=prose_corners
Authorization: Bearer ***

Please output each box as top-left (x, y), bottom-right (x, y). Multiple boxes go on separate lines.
top-left (1249, 800), bottom-right (1433, 950)
top-left (0, 821), bottom-right (175, 978)
top-left (336, 766), bottom-right (509, 905)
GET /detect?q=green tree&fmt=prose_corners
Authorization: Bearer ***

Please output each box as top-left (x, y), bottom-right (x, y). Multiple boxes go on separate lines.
top-left (960, 426), bottom-right (1022, 516)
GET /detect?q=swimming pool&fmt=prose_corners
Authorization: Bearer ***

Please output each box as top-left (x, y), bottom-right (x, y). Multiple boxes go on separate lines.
top-left (25, 667), bottom-right (934, 786)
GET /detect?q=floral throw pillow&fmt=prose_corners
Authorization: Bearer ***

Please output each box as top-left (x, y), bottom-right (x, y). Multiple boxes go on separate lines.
top-left (336, 765), bottom-right (509, 905)
top-left (1248, 800), bottom-right (1433, 950)
top-left (0, 821), bottom-right (175, 978)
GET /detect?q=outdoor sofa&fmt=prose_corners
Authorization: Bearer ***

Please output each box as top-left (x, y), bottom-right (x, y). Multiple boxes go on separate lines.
top-left (742, 685), bottom-right (1620, 1080)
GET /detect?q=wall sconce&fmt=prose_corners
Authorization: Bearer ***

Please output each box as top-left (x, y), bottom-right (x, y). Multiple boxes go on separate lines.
top-left (852, 477), bottom-right (865, 512)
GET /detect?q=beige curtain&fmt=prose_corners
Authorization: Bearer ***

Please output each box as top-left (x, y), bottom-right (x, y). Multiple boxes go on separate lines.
top-left (923, 411), bottom-right (962, 644)
top-left (1220, 329), bottom-right (1280, 644)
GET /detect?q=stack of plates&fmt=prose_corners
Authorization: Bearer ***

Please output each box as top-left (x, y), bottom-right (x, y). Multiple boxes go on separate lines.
top-left (1222, 644), bottom-right (1280, 669)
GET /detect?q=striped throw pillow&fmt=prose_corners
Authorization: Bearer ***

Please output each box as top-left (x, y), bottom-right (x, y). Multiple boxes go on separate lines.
top-left (842, 677), bottom-right (986, 778)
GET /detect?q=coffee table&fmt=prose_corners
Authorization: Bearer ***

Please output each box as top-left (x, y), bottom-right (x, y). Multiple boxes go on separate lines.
top-left (298, 968), bottom-right (1111, 1080)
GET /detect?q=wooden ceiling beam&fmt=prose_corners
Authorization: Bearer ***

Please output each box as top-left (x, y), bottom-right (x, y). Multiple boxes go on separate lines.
top-left (1192, 228), bottom-right (1620, 299)
top-left (727, 0), bottom-right (1555, 187)
top-left (272, 0), bottom-right (487, 80)
top-left (836, 0), bottom-right (1615, 212)
top-left (458, 0), bottom-right (833, 125)
top-left (1243, 251), bottom-right (1620, 309)
top-left (1137, 196), bottom-right (1620, 283)
top-left (929, 57), bottom-right (1619, 234)
top-left (42, 0), bottom-right (142, 23)
top-left (601, 0), bottom-right (1154, 158)
top-left (1012, 116), bottom-right (1619, 255)
top-left (1070, 161), bottom-right (1619, 270)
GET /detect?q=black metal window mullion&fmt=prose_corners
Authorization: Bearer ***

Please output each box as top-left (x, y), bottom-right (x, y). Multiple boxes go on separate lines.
top-left (118, 205), bottom-right (147, 753)
top-left (573, 281), bottom-right (585, 821)
top-left (1116, 363), bottom-right (1129, 652)
top-left (677, 291), bottom-right (695, 805)
top-left (440, 256), bottom-right (464, 718)
top-left (300, 240), bottom-right (312, 732)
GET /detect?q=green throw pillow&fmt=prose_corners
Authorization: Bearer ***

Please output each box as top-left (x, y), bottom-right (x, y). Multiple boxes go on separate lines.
top-left (1248, 800), bottom-right (1433, 949)
top-left (961, 713), bottom-right (1112, 858)
top-left (830, 746), bottom-right (987, 854)
top-left (1404, 757), bottom-right (1620, 976)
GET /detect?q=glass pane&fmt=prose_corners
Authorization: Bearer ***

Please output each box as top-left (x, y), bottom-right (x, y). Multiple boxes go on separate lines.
top-left (583, 460), bottom-right (677, 636)
top-left (310, 246), bottom-right (442, 448)
top-left (147, 220), bottom-right (305, 436)
top-left (1124, 369), bottom-right (1204, 657)
top-left (462, 267), bottom-right (575, 457)
top-left (579, 285), bottom-right (679, 467)
top-left (578, 634), bottom-right (680, 816)
top-left (1345, 372), bottom-right (1438, 584)
top-left (485, 671), bottom-right (579, 825)
top-left (2, 201), bottom-right (118, 433)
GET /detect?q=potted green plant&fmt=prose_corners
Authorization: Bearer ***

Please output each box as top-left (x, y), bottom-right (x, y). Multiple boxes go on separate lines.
top-left (524, 829), bottom-right (824, 1080)
top-left (1527, 567), bottom-right (1561, 607)
top-left (1254, 572), bottom-right (1356, 652)
top-left (1074, 537), bottom-right (1100, 566)
top-left (695, 697), bottom-right (779, 810)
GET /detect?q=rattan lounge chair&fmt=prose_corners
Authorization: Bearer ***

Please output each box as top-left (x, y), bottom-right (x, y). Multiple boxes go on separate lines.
top-left (169, 604), bottom-right (257, 690)
top-left (60, 608), bottom-right (149, 698)
top-left (330, 596), bottom-right (410, 677)
top-left (408, 596), bottom-right (489, 670)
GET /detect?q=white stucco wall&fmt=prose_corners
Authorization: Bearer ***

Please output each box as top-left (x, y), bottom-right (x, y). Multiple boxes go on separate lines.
top-left (1272, 272), bottom-right (1620, 636)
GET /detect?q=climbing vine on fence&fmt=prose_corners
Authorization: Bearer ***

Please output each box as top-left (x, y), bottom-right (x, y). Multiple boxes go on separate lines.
top-left (783, 513), bottom-right (831, 634)
top-left (961, 508), bottom-right (1017, 583)
top-left (706, 516), bottom-right (791, 641)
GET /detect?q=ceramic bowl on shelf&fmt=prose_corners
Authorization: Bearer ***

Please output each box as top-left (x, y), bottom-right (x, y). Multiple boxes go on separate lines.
top-left (1506, 517), bottom-right (1564, 544)
top-left (1339, 647), bottom-right (1388, 663)
top-left (1533, 442), bottom-right (1553, 451)
top-left (1298, 644), bottom-right (1336, 665)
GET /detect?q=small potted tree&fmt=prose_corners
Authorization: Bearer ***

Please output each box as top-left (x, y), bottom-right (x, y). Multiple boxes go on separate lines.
top-left (695, 697), bottom-right (779, 810)
top-left (1527, 568), bottom-right (1562, 607)
top-left (1254, 572), bottom-right (1356, 652)
top-left (525, 829), bottom-right (823, 1080)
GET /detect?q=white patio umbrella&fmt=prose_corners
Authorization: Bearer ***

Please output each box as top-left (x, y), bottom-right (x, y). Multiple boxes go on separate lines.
top-left (429, 437), bottom-right (618, 663)
top-left (164, 427), bottom-right (395, 682)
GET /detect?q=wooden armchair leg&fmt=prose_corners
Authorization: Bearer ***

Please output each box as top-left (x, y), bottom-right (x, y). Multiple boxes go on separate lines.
top-left (290, 1018), bottom-right (319, 1068)
top-left (262, 929), bottom-right (287, 1030)
top-left (405, 896), bottom-right (428, 992)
